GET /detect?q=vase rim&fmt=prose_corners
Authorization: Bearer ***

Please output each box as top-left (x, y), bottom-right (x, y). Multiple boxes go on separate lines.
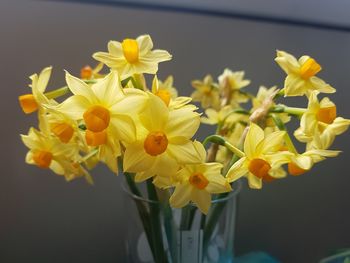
top-left (121, 178), bottom-right (242, 205)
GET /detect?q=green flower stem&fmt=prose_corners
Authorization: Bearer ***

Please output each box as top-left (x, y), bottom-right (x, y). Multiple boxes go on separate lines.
top-left (146, 179), bottom-right (168, 263)
top-left (271, 114), bottom-right (298, 154)
top-left (180, 205), bottom-right (197, 231)
top-left (162, 202), bottom-right (178, 263)
top-left (44, 86), bottom-right (69, 99)
top-left (44, 79), bottom-right (97, 99)
top-left (203, 193), bottom-right (228, 250)
top-left (124, 173), bottom-right (156, 259)
top-left (203, 135), bottom-right (244, 158)
top-left (270, 105), bottom-right (306, 116)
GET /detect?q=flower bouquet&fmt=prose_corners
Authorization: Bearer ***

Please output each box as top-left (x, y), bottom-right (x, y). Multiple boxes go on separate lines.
top-left (19, 35), bottom-right (350, 262)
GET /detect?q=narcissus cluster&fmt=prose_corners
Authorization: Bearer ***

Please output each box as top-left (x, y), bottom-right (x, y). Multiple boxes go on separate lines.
top-left (19, 36), bottom-right (349, 214)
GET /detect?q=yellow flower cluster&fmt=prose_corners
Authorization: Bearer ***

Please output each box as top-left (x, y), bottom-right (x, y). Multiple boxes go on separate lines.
top-left (18, 36), bottom-right (349, 214)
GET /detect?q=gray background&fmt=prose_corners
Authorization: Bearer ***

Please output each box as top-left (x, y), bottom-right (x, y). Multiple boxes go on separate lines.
top-left (1, 0), bottom-right (349, 262)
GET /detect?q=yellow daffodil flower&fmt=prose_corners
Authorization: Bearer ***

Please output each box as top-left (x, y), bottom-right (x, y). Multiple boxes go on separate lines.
top-left (226, 123), bottom-right (292, 189)
top-left (201, 105), bottom-right (247, 128)
top-left (191, 75), bottom-right (220, 110)
top-left (169, 142), bottom-right (232, 214)
top-left (55, 71), bottom-right (148, 173)
top-left (18, 66), bottom-right (55, 114)
top-left (275, 50), bottom-right (335, 97)
top-left (151, 75), bottom-right (191, 110)
top-left (287, 148), bottom-right (340, 176)
top-left (93, 35), bottom-right (172, 77)
top-left (21, 127), bottom-right (90, 181)
top-left (294, 92), bottom-right (350, 145)
top-left (218, 69), bottom-right (250, 107)
top-left (123, 93), bottom-right (202, 183)
top-left (80, 63), bottom-right (104, 80)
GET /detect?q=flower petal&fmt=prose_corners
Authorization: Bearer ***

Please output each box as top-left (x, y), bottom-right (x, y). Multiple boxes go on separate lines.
top-left (226, 157), bottom-right (248, 182)
top-left (191, 189), bottom-right (211, 214)
top-left (123, 142), bottom-right (155, 172)
top-left (167, 141), bottom-right (202, 164)
top-left (165, 107), bottom-right (200, 140)
top-left (244, 123), bottom-right (264, 158)
top-left (169, 184), bottom-right (192, 209)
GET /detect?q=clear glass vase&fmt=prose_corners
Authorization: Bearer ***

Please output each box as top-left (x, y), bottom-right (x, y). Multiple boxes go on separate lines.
top-left (123, 180), bottom-right (242, 263)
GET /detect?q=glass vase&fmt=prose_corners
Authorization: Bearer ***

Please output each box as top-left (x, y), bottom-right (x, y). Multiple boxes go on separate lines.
top-left (123, 180), bottom-right (242, 263)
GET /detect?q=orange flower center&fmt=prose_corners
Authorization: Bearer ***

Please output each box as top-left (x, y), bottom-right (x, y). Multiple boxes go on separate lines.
top-left (122, 39), bottom-right (139, 63)
top-left (33, 150), bottom-right (53, 168)
top-left (51, 123), bottom-right (74, 143)
top-left (189, 172), bottom-right (209, 190)
top-left (248, 158), bottom-right (271, 178)
top-left (288, 162), bottom-right (308, 176)
top-left (83, 105), bottom-right (110, 132)
top-left (80, 65), bottom-right (93, 79)
top-left (18, 94), bottom-right (38, 114)
top-left (85, 129), bottom-right (107, 146)
top-left (316, 106), bottom-right (337, 124)
top-left (300, 58), bottom-right (322, 79)
top-left (156, 90), bottom-right (171, 106)
top-left (144, 132), bottom-right (168, 156)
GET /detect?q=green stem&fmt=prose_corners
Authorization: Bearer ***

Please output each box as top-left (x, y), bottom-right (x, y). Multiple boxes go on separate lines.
top-left (271, 114), bottom-right (298, 154)
top-left (44, 86), bottom-right (69, 99)
top-left (270, 105), bottom-right (306, 116)
top-left (124, 173), bottom-right (156, 260)
top-left (203, 193), bottom-right (229, 250)
top-left (203, 135), bottom-right (244, 158)
top-left (146, 179), bottom-right (168, 263)
top-left (162, 203), bottom-right (178, 263)
top-left (180, 205), bottom-right (197, 231)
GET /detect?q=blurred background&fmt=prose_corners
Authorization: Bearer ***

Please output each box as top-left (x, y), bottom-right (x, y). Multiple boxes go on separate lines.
top-left (1, 0), bottom-right (349, 262)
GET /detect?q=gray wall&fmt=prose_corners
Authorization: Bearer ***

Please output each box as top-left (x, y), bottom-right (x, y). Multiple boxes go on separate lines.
top-left (1, 0), bottom-right (349, 262)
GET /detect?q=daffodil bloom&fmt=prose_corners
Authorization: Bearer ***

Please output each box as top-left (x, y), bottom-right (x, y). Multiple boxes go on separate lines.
top-left (294, 92), bottom-right (350, 145)
top-left (158, 75), bottom-right (178, 99)
top-left (55, 71), bottom-right (148, 173)
top-left (21, 127), bottom-right (87, 180)
top-left (275, 50), bottom-right (335, 97)
top-left (201, 105), bottom-right (248, 128)
top-left (18, 66), bottom-right (55, 114)
top-left (287, 148), bottom-right (340, 176)
top-left (80, 62), bottom-right (104, 80)
top-left (151, 75), bottom-right (190, 110)
top-left (169, 142), bottom-right (232, 214)
top-left (191, 75), bottom-right (220, 110)
top-left (123, 93), bottom-right (202, 184)
top-left (93, 35), bottom-right (172, 77)
top-left (218, 69), bottom-right (250, 107)
top-left (226, 123), bottom-right (292, 189)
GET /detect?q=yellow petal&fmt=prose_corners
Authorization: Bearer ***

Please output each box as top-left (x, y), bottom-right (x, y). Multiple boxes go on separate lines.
top-left (244, 123), bottom-right (264, 159)
top-left (226, 157), bottom-right (248, 182)
top-left (65, 71), bottom-right (98, 102)
top-left (169, 184), bottom-right (192, 209)
top-left (91, 71), bottom-right (124, 105)
top-left (58, 95), bottom-right (92, 120)
top-left (137, 35), bottom-right (154, 55)
top-left (247, 173), bottom-right (262, 189)
top-left (165, 107), bottom-right (200, 140)
top-left (191, 189), bottom-right (211, 214)
top-left (167, 141), bottom-right (202, 164)
top-left (123, 142), bottom-right (155, 172)
top-left (36, 66), bottom-right (52, 93)
top-left (109, 114), bottom-right (136, 143)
